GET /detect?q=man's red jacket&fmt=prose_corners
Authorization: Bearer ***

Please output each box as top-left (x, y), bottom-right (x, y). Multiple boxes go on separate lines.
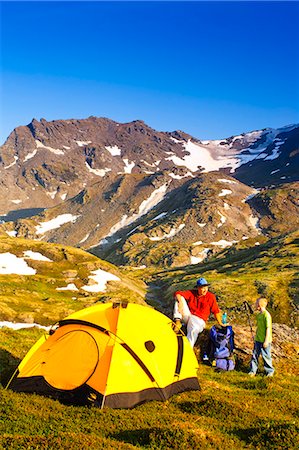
top-left (174, 289), bottom-right (220, 321)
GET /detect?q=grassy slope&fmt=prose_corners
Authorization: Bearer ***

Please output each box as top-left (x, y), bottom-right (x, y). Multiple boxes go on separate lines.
top-left (134, 231), bottom-right (299, 327)
top-left (0, 328), bottom-right (298, 449)
top-left (1, 232), bottom-right (298, 449)
top-left (0, 235), bottom-right (146, 325)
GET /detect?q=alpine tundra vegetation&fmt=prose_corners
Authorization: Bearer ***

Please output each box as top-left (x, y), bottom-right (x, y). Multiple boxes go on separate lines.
top-left (0, 118), bottom-right (298, 449)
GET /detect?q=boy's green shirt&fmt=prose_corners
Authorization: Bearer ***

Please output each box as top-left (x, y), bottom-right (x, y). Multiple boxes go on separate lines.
top-left (255, 309), bottom-right (272, 343)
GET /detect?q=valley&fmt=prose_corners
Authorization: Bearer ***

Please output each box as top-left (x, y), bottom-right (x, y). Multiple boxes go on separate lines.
top-left (0, 117), bottom-right (298, 449)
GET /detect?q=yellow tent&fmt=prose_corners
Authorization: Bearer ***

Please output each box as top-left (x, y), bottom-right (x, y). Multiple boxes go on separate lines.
top-left (8, 302), bottom-right (200, 408)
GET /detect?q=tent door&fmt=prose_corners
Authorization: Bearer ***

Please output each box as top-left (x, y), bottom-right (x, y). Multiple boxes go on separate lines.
top-left (42, 330), bottom-right (99, 390)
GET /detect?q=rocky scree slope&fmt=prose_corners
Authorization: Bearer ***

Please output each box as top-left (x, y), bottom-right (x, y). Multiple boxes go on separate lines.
top-left (2, 171), bottom-right (263, 267)
top-left (0, 117), bottom-right (298, 213)
top-left (0, 118), bottom-right (298, 267)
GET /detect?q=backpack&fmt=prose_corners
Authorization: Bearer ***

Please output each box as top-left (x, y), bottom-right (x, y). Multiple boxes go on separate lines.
top-left (208, 325), bottom-right (235, 371)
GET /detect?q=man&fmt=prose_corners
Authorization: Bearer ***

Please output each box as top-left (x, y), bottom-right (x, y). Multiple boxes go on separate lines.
top-left (173, 277), bottom-right (225, 347)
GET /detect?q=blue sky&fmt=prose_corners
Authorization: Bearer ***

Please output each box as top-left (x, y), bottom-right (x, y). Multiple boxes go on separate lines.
top-left (1, 1), bottom-right (299, 144)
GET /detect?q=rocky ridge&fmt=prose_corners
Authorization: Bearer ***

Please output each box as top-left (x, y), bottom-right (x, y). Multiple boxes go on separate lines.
top-left (1, 117), bottom-right (298, 213)
top-left (0, 117), bottom-right (298, 267)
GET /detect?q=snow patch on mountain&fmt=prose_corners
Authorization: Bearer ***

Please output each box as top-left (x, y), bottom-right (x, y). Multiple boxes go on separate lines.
top-left (265, 142), bottom-right (282, 160)
top-left (242, 191), bottom-right (259, 203)
top-left (85, 162), bottom-right (111, 177)
top-left (35, 214), bottom-right (80, 235)
top-left (190, 248), bottom-right (211, 264)
top-left (123, 159), bottom-right (135, 174)
top-left (23, 251), bottom-right (52, 262)
top-left (248, 214), bottom-right (261, 231)
top-left (47, 190), bottom-right (57, 199)
top-left (218, 178), bottom-right (237, 184)
top-left (82, 268), bottom-right (120, 292)
top-left (141, 160), bottom-right (156, 168)
top-left (0, 321), bottom-right (51, 331)
top-left (227, 126), bottom-right (297, 170)
top-left (210, 239), bottom-right (238, 248)
top-left (202, 130), bottom-right (263, 148)
top-left (190, 255), bottom-right (204, 264)
top-left (79, 233), bottom-right (90, 244)
top-left (35, 140), bottom-right (64, 155)
top-left (97, 184), bottom-right (169, 245)
top-left (169, 171), bottom-right (194, 179)
top-left (24, 149), bottom-right (37, 162)
top-left (0, 252), bottom-right (36, 275)
top-left (219, 189), bottom-right (232, 197)
top-left (76, 140), bottom-right (92, 147)
top-left (56, 283), bottom-right (79, 291)
top-left (4, 155), bottom-right (18, 169)
top-left (105, 145), bottom-right (121, 156)
top-left (165, 140), bottom-right (235, 173)
top-left (152, 212), bottom-right (168, 221)
top-left (139, 184), bottom-right (169, 218)
top-left (149, 223), bottom-right (185, 241)
top-left (6, 231), bottom-right (17, 237)
top-left (200, 125), bottom-right (298, 173)
top-left (170, 137), bottom-right (181, 144)
top-left (127, 226), bottom-right (140, 236)
top-left (217, 211), bottom-right (226, 227)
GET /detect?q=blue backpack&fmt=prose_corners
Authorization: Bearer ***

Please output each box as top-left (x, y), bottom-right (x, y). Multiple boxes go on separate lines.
top-left (208, 325), bottom-right (235, 371)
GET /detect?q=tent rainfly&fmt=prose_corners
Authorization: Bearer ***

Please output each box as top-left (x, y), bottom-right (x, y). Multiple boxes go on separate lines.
top-left (8, 302), bottom-right (200, 408)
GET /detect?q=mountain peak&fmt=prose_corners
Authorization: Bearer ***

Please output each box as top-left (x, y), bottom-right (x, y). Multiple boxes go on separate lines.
top-left (0, 117), bottom-right (297, 216)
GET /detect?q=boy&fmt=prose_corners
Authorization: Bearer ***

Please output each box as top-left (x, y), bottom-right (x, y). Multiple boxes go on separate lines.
top-left (248, 297), bottom-right (274, 377)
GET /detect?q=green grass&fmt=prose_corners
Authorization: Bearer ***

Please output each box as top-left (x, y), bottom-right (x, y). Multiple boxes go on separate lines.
top-left (0, 327), bottom-right (298, 449)
top-left (0, 232), bottom-right (298, 448)
top-left (0, 236), bottom-right (147, 324)
top-left (141, 231), bottom-right (299, 327)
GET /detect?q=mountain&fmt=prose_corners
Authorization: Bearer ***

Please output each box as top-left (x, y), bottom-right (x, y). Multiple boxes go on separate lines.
top-left (0, 117), bottom-right (298, 267)
top-left (1, 170), bottom-right (262, 266)
top-left (0, 117), bottom-right (298, 214)
top-left (201, 124), bottom-right (299, 187)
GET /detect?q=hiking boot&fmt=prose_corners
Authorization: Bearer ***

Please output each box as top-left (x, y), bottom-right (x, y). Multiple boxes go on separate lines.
top-left (248, 372), bottom-right (256, 377)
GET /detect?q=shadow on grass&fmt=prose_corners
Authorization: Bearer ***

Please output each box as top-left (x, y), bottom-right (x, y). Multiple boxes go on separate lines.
top-left (235, 358), bottom-right (251, 373)
top-left (229, 375), bottom-right (270, 391)
top-left (111, 429), bottom-right (150, 447)
top-left (177, 396), bottom-right (246, 422)
top-left (0, 349), bottom-right (20, 386)
top-left (112, 426), bottom-right (214, 449)
top-left (232, 422), bottom-right (299, 449)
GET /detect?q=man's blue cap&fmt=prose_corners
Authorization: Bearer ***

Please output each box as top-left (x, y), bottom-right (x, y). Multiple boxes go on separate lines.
top-left (196, 277), bottom-right (209, 287)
